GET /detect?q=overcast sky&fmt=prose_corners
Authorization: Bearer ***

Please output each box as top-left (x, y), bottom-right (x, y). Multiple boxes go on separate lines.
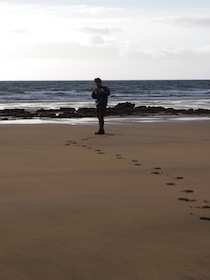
top-left (0, 0), bottom-right (210, 80)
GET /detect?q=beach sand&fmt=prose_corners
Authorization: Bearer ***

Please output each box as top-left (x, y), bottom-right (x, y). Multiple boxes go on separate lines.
top-left (0, 121), bottom-right (210, 280)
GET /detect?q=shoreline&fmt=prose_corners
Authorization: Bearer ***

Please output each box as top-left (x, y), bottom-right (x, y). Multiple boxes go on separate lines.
top-left (1, 115), bottom-right (210, 126)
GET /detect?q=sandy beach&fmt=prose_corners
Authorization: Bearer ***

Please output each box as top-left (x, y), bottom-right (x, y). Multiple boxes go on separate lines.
top-left (0, 121), bottom-right (210, 280)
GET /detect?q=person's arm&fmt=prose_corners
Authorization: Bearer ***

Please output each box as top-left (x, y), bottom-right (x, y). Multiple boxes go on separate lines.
top-left (92, 88), bottom-right (98, 99)
top-left (100, 86), bottom-right (110, 96)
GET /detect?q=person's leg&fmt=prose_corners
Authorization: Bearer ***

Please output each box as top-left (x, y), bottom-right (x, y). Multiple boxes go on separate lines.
top-left (96, 105), bottom-right (105, 134)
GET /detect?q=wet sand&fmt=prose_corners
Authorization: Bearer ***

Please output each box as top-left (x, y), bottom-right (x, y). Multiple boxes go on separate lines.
top-left (0, 121), bottom-right (210, 280)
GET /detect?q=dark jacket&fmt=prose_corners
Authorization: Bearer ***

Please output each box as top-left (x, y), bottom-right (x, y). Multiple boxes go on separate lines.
top-left (92, 86), bottom-right (110, 106)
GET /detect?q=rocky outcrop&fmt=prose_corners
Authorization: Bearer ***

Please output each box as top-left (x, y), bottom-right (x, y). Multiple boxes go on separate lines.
top-left (0, 109), bottom-right (34, 119)
top-left (1, 103), bottom-right (210, 121)
top-left (36, 108), bottom-right (76, 118)
top-left (76, 108), bottom-right (97, 117)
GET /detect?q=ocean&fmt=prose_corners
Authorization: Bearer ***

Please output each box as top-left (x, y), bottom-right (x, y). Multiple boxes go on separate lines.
top-left (0, 80), bottom-right (210, 111)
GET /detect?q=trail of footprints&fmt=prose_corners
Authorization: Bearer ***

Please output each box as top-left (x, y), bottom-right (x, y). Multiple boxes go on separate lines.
top-left (65, 138), bottom-right (210, 222)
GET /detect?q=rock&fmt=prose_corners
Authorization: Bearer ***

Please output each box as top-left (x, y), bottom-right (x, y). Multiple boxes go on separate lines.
top-left (0, 109), bottom-right (34, 118)
top-left (107, 102), bottom-right (136, 116)
top-left (114, 102), bottom-right (135, 110)
top-left (36, 108), bottom-right (76, 118)
top-left (76, 108), bottom-right (97, 117)
top-left (59, 108), bottom-right (76, 113)
top-left (147, 106), bottom-right (166, 114)
top-left (165, 108), bottom-right (177, 114)
top-left (186, 109), bottom-right (195, 114)
top-left (36, 110), bottom-right (57, 118)
top-left (195, 109), bottom-right (210, 115)
top-left (133, 106), bottom-right (148, 113)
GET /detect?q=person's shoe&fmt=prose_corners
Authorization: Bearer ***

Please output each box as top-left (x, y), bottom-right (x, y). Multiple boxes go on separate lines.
top-left (95, 130), bottom-right (105, 135)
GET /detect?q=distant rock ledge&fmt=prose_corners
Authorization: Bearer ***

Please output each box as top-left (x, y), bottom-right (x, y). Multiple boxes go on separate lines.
top-left (1, 102), bottom-right (210, 121)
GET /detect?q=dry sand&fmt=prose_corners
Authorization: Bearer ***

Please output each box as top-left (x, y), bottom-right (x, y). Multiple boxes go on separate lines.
top-left (0, 121), bottom-right (210, 280)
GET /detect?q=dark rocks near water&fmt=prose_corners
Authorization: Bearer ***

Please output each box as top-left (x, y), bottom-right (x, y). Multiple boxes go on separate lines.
top-left (1, 102), bottom-right (210, 121)
top-left (36, 108), bottom-right (76, 118)
top-left (0, 109), bottom-right (34, 119)
top-left (76, 108), bottom-right (97, 117)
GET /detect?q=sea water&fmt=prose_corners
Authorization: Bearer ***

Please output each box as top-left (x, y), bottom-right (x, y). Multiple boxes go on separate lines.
top-left (0, 80), bottom-right (210, 111)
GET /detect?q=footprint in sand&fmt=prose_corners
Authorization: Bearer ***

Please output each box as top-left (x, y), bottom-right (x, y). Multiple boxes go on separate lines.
top-left (200, 217), bottom-right (210, 221)
top-left (202, 206), bottom-right (210, 209)
top-left (175, 176), bottom-right (184, 180)
top-left (65, 140), bottom-right (78, 146)
top-left (93, 149), bottom-right (105, 155)
top-left (166, 183), bottom-right (176, 186)
top-left (67, 140), bottom-right (77, 145)
top-left (151, 167), bottom-right (163, 175)
top-left (181, 190), bottom-right (194, 193)
top-left (151, 171), bottom-right (163, 175)
top-left (131, 160), bottom-right (142, 166)
top-left (178, 198), bottom-right (197, 202)
top-left (115, 154), bottom-right (123, 160)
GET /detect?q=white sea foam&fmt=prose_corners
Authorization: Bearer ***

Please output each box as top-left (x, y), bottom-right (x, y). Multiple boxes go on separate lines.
top-left (1, 116), bottom-right (210, 126)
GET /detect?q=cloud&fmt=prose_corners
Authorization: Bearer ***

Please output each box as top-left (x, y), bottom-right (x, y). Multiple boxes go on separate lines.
top-left (0, 41), bottom-right (118, 60)
top-left (89, 35), bottom-right (105, 45)
top-left (80, 26), bottom-right (121, 35)
top-left (152, 14), bottom-right (210, 28)
top-left (154, 45), bottom-right (210, 59)
top-left (116, 43), bottom-right (210, 61)
top-left (12, 29), bottom-right (30, 34)
top-left (3, 39), bottom-right (178, 62)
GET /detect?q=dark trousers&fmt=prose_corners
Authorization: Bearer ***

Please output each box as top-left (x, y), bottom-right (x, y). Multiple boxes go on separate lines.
top-left (96, 104), bottom-right (106, 131)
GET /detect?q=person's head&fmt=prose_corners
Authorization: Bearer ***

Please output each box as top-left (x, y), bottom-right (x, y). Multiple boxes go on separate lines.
top-left (94, 78), bottom-right (102, 87)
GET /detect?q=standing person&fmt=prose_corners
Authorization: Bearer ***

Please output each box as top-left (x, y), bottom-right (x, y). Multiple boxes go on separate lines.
top-left (92, 78), bottom-right (110, 135)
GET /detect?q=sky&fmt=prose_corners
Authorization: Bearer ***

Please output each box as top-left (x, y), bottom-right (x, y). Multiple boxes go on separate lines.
top-left (0, 0), bottom-right (210, 80)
